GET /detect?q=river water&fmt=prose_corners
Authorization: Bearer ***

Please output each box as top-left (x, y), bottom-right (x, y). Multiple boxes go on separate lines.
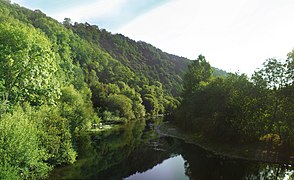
top-left (49, 118), bottom-right (293, 179)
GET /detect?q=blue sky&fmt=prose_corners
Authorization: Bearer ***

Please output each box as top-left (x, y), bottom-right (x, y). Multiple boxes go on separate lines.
top-left (11, 0), bottom-right (294, 75)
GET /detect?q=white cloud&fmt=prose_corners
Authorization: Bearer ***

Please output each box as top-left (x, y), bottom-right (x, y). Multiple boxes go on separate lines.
top-left (119, 0), bottom-right (294, 75)
top-left (51, 0), bottom-right (129, 22)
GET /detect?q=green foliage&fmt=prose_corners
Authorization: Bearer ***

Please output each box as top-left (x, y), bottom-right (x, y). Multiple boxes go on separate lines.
top-left (177, 56), bottom-right (294, 146)
top-left (60, 85), bottom-right (97, 131)
top-left (28, 105), bottom-right (77, 166)
top-left (142, 94), bottom-right (159, 116)
top-left (183, 55), bottom-right (213, 95)
top-left (287, 50), bottom-right (294, 82)
top-left (0, 106), bottom-right (51, 179)
top-left (106, 94), bottom-right (135, 120)
top-left (0, 103), bottom-right (84, 179)
top-left (140, 83), bottom-right (167, 116)
top-left (162, 95), bottom-right (180, 114)
top-left (252, 58), bottom-right (290, 90)
top-left (0, 165), bottom-right (20, 180)
top-left (102, 110), bottom-right (122, 123)
top-left (69, 22), bottom-right (191, 96)
top-left (0, 21), bottom-right (60, 105)
top-left (119, 82), bottom-right (145, 118)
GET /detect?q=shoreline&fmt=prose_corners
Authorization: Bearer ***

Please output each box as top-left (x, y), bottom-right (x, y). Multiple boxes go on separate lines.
top-left (156, 122), bottom-right (294, 166)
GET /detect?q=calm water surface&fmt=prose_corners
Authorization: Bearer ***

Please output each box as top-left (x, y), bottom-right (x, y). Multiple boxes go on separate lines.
top-left (125, 155), bottom-right (188, 180)
top-left (49, 118), bottom-right (294, 179)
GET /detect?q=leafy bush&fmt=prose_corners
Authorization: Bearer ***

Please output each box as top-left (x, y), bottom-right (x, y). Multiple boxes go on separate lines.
top-left (29, 105), bottom-right (77, 165)
top-left (0, 106), bottom-right (51, 179)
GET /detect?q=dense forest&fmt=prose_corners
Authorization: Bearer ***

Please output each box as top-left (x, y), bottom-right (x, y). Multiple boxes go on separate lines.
top-left (175, 54), bottom-right (294, 150)
top-left (0, 0), bottom-right (192, 178)
top-left (1, 0), bottom-right (293, 179)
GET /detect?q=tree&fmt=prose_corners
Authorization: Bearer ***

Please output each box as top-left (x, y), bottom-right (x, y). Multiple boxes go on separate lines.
top-left (183, 55), bottom-right (212, 95)
top-left (30, 105), bottom-right (77, 166)
top-left (142, 94), bottom-right (159, 116)
top-left (119, 82), bottom-right (145, 118)
top-left (63, 18), bottom-right (72, 28)
top-left (252, 58), bottom-right (289, 90)
top-left (106, 94), bottom-right (135, 120)
top-left (286, 50), bottom-right (294, 84)
top-left (0, 21), bottom-right (60, 105)
top-left (251, 58), bottom-right (290, 134)
top-left (60, 85), bottom-right (95, 131)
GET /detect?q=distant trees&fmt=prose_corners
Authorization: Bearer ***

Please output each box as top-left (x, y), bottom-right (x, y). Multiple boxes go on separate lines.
top-left (69, 22), bottom-right (191, 96)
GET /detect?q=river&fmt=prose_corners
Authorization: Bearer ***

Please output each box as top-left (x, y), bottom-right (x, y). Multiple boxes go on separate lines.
top-left (49, 117), bottom-right (293, 179)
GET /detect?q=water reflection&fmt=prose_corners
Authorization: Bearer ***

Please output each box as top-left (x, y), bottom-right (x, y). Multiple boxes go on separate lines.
top-left (125, 155), bottom-right (188, 180)
top-left (179, 142), bottom-right (294, 180)
top-left (49, 118), bottom-right (294, 180)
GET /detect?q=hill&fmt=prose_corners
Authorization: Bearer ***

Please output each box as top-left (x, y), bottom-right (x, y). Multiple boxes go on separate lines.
top-left (69, 22), bottom-right (227, 95)
top-left (68, 22), bottom-right (190, 95)
top-left (0, 0), bottom-right (227, 178)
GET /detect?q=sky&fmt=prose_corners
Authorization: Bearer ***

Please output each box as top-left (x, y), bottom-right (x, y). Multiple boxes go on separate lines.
top-left (11, 0), bottom-right (294, 75)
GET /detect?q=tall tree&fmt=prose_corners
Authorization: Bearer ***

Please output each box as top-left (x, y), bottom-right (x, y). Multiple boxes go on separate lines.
top-left (252, 58), bottom-right (289, 90)
top-left (183, 54), bottom-right (212, 95)
top-left (251, 58), bottom-right (292, 138)
top-left (286, 50), bottom-right (294, 84)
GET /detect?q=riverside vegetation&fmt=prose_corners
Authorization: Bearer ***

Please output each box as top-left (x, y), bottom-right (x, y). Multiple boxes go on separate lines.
top-left (0, 0), bottom-right (293, 179)
top-left (174, 54), bottom-right (294, 163)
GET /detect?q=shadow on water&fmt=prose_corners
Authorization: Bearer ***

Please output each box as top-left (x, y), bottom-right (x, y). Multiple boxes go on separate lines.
top-left (49, 117), bottom-right (294, 180)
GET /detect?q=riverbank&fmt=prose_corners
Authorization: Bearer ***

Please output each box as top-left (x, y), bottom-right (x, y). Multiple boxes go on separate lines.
top-left (156, 122), bottom-right (294, 166)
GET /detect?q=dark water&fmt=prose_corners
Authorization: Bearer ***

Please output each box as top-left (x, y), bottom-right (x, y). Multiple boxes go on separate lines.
top-left (49, 118), bottom-right (294, 180)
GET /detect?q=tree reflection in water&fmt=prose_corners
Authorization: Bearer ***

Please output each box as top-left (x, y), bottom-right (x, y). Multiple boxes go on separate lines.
top-left (49, 117), bottom-right (294, 180)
